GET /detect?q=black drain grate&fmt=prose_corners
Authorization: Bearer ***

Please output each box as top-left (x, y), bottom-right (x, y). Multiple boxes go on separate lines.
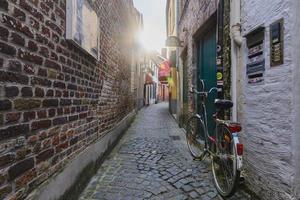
top-left (169, 135), bottom-right (181, 141)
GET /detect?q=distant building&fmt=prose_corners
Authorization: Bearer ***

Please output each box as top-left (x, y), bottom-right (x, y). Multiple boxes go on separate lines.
top-left (143, 52), bottom-right (165, 106)
top-left (166, 0), bottom-right (179, 117)
top-left (130, 8), bottom-right (144, 110)
top-left (161, 48), bottom-right (167, 59)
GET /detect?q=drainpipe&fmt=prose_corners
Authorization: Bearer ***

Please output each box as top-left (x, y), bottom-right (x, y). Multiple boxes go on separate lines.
top-left (230, 0), bottom-right (242, 121)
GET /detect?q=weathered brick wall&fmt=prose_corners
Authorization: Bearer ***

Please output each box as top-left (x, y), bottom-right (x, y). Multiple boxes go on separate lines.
top-left (178, 0), bottom-right (218, 112)
top-left (0, 0), bottom-right (136, 199)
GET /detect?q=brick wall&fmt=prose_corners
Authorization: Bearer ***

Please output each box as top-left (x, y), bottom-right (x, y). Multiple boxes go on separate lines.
top-left (178, 0), bottom-right (218, 112)
top-left (0, 0), bottom-right (137, 199)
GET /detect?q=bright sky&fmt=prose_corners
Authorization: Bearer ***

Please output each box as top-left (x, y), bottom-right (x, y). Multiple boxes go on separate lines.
top-left (133, 0), bottom-right (167, 52)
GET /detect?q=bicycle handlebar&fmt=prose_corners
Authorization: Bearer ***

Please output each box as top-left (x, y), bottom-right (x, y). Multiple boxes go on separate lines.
top-left (191, 87), bottom-right (218, 98)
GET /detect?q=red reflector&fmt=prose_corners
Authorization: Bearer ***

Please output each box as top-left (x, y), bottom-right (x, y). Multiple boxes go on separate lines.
top-left (228, 124), bottom-right (242, 133)
top-left (237, 143), bottom-right (243, 155)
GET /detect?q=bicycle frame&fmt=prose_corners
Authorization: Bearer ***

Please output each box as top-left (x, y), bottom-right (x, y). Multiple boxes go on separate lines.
top-left (192, 85), bottom-right (243, 171)
top-left (194, 86), bottom-right (217, 152)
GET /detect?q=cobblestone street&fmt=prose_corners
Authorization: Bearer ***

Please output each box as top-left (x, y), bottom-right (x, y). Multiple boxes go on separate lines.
top-left (79, 103), bottom-right (253, 200)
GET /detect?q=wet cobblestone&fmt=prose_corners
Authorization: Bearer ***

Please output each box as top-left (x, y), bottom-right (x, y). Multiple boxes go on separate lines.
top-left (80, 103), bottom-right (253, 200)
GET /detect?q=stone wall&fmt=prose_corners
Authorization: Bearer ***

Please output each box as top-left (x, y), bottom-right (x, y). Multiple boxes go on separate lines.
top-left (239, 0), bottom-right (294, 199)
top-left (0, 0), bottom-right (137, 199)
top-left (178, 0), bottom-right (218, 112)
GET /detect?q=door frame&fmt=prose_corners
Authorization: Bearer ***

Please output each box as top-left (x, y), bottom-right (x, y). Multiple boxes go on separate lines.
top-left (193, 12), bottom-right (217, 96)
top-left (193, 13), bottom-right (218, 135)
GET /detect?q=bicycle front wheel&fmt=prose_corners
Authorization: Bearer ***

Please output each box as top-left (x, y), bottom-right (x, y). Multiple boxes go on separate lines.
top-left (186, 116), bottom-right (206, 159)
top-left (212, 123), bottom-right (240, 197)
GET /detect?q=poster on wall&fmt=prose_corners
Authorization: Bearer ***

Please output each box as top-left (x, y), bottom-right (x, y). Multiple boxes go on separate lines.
top-left (66, 0), bottom-right (99, 60)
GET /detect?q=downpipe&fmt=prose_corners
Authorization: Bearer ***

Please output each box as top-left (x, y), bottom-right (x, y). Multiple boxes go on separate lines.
top-left (230, 0), bottom-right (244, 184)
top-left (230, 0), bottom-right (243, 122)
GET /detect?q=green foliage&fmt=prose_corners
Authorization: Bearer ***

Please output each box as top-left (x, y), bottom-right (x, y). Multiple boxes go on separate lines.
top-left (223, 0), bottom-right (231, 101)
top-left (223, 0), bottom-right (232, 119)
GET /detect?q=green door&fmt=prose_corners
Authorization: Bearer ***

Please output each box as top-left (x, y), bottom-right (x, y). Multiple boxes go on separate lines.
top-left (197, 27), bottom-right (217, 135)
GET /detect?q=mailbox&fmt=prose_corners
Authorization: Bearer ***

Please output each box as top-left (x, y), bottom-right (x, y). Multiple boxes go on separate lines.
top-left (270, 19), bottom-right (284, 66)
top-left (245, 27), bottom-right (265, 84)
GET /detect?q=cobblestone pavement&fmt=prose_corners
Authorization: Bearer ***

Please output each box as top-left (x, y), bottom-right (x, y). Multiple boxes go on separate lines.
top-left (79, 103), bottom-right (253, 200)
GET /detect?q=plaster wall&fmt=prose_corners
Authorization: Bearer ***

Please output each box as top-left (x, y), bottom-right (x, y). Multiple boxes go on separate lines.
top-left (292, 0), bottom-right (300, 198)
top-left (239, 0), bottom-right (294, 199)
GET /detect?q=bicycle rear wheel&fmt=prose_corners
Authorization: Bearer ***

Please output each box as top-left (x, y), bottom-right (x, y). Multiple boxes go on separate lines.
top-left (186, 116), bottom-right (206, 159)
top-left (212, 123), bottom-right (240, 197)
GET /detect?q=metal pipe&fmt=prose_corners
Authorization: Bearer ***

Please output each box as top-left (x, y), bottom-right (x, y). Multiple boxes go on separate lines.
top-left (230, 0), bottom-right (242, 121)
top-left (231, 0), bottom-right (243, 46)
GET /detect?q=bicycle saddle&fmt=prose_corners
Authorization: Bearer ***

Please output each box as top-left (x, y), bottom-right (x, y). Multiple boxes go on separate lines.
top-left (214, 99), bottom-right (233, 110)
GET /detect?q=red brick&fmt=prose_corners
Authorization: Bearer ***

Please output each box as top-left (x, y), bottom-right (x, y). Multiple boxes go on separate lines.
top-left (45, 59), bottom-right (61, 71)
top-left (18, 49), bottom-right (43, 65)
top-left (27, 40), bottom-right (38, 52)
top-left (0, 184), bottom-right (12, 199)
top-left (27, 135), bottom-right (38, 145)
top-left (29, 17), bottom-right (39, 30)
top-left (8, 157), bottom-right (34, 180)
top-left (36, 148), bottom-right (54, 163)
top-left (0, 124), bottom-right (29, 141)
top-left (15, 169), bottom-right (37, 190)
top-left (0, 26), bottom-right (9, 41)
top-left (19, 0), bottom-right (44, 22)
top-left (6, 112), bottom-right (21, 124)
top-left (0, 153), bottom-right (15, 168)
top-left (55, 141), bottom-right (68, 153)
top-left (10, 32), bottom-right (25, 46)
top-left (31, 120), bottom-right (51, 131)
top-left (13, 7), bottom-right (26, 21)
top-left (2, 15), bottom-right (34, 38)
top-left (0, 41), bottom-right (16, 56)
top-left (23, 111), bottom-right (35, 122)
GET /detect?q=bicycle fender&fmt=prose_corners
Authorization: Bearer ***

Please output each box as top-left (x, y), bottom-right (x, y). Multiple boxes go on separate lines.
top-left (232, 133), bottom-right (243, 171)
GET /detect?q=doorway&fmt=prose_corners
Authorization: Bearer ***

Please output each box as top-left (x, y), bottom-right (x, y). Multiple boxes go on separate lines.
top-left (197, 25), bottom-right (217, 135)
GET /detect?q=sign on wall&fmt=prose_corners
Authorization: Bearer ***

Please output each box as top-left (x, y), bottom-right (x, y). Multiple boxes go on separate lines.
top-left (66, 0), bottom-right (99, 60)
top-left (246, 27), bottom-right (265, 84)
top-left (270, 19), bottom-right (284, 66)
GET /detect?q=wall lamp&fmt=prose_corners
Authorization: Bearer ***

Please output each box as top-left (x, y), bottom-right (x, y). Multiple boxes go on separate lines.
top-left (165, 36), bottom-right (183, 47)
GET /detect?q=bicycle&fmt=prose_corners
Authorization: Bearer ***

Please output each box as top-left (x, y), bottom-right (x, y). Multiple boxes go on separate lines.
top-left (186, 79), bottom-right (243, 197)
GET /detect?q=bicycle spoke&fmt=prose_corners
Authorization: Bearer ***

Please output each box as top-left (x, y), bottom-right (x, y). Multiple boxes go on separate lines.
top-left (222, 163), bottom-right (231, 191)
top-left (212, 123), bottom-right (240, 197)
top-left (186, 116), bottom-right (206, 159)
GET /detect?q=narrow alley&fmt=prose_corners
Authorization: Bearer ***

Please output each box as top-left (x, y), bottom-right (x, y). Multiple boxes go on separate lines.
top-left (79, 103), bottom-right (252, 200)
top-left (0, 0), bottom-right (300, 199)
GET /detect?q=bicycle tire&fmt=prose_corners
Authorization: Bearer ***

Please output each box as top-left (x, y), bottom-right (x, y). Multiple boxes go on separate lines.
top-left (185, 115), bottom-right (206, 160)
top-left (211, 123), bottom-right (240, 197)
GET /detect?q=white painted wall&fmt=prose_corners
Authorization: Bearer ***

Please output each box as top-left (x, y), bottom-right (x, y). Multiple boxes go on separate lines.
top-left (239, 0), bottom-right (294, 199)
top-left (292, 0), bottom-right (300, 199)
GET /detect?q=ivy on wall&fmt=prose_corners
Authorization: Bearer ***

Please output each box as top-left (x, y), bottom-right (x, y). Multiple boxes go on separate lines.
top-left (223, 0), bottom-right (231, 101)
top-left (221, 0), bottom-right (232, 119)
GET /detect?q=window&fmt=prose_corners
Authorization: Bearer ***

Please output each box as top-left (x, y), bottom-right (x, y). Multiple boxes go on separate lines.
top-left (66, 0), bottom-right (100, 60)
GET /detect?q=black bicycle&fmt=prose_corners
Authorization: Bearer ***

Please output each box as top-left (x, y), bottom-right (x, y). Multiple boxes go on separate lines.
top-left (186, 79), bottom-right (243, 197)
